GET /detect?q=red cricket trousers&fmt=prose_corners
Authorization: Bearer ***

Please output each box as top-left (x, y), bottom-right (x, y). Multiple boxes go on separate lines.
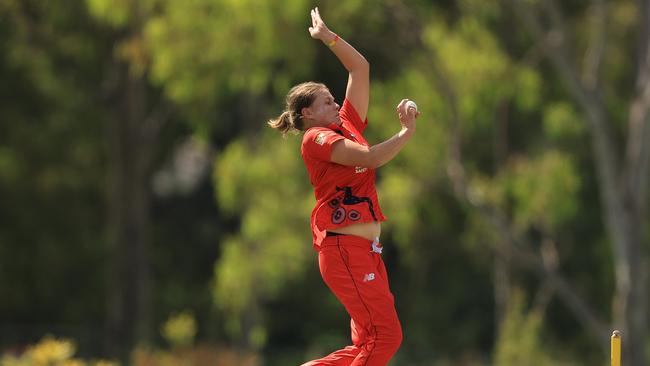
top-left (302, 234), bottom-right (402, 366)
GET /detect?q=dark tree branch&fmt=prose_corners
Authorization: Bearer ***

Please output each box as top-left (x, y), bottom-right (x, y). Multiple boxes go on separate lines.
top-left (582, 0), bottom-right (607, 91)
top-left (626, 0), bottom-right (650, 206)
top-left (142, 99), bottom-right (173, 143)
top-left (482, 206), bottom-right (610, 351)
top-left (636, 0), bottom-right (650, 89)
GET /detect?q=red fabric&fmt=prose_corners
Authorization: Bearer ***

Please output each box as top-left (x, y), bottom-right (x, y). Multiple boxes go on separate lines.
top-left (301, 99), bottom-right (386, 249)
top-left (301, 235), bottom-right (402, 366)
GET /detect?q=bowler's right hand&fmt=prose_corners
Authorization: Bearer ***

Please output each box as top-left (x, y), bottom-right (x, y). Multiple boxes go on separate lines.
top-left (397, 99), bottom-right (419, 129)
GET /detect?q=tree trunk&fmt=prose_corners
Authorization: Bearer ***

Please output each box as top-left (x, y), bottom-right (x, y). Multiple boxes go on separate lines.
top-left (493, 102), bottom-right (511, 335)
top-left (104, 60), bottom-right (153, 359)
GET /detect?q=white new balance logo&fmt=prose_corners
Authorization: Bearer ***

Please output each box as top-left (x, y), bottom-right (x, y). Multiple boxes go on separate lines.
top-left (363, 273), bottom-right (375, 282)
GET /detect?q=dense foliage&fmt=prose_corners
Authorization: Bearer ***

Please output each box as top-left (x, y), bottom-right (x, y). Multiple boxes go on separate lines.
top-left (1, 0), bottom-right (648, 365)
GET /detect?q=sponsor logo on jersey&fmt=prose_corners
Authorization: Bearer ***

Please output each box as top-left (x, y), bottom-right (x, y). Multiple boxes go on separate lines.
top-left (363, 273), bottom-right (376, 282)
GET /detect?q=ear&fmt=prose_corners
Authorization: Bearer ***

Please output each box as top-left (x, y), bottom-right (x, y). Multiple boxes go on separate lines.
top-left (301, 106), bottom-right (314, 119)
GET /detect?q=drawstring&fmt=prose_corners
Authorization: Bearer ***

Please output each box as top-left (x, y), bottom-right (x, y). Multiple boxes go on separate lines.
top-left (371, 237), bottom-right (382, 254)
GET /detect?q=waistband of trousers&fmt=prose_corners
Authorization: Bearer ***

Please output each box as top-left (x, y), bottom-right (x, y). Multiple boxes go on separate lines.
top-left (320, 234), bottom-right (375, 249)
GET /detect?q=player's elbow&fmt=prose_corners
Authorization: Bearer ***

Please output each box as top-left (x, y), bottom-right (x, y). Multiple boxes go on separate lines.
top-left (331, 141), bottom-right (379, 168)
top-left (361, 59), bottom-right (370, 74)
top-left (364, 149), bottom-right (385, 169)
top-left (352, 58), bottom-right (369, 74)
top-left (366, 159), bottom-right (385, 169)
top-left (348, 147), bottom-right (380, 169)
top-left (361, 58), bottom-right (369, 70)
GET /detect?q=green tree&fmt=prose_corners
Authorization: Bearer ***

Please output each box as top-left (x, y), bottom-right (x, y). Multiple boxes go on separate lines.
top-left (0, 0), bottom-right (110, 350)
top-left (505, 1), bottom-right (650, 364)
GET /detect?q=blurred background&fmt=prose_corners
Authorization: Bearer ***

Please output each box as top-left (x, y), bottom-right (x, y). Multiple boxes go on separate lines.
top-left (1, 0), bottom-right (649, 365)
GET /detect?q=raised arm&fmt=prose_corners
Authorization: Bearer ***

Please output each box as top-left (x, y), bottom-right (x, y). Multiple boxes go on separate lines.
top-left (309, 7), bottom-right (369, 120)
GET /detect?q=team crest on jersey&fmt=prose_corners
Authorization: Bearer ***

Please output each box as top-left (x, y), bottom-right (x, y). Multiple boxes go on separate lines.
top-left (315, 133), bottom-right (326, 145)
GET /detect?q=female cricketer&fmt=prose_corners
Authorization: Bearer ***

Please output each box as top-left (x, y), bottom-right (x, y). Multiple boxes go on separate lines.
top-left (268, 7), bottom-right (420, 366)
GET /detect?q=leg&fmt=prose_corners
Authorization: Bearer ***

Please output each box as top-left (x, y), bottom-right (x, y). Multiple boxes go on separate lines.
top-left (307, 237), bottom-right (401, 366)
top-left (343, 245), bottom-right (402, 365)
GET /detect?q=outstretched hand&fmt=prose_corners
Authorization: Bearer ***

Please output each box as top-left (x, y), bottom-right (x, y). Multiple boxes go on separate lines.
top-left (308, 7), bottom-right (332, 41)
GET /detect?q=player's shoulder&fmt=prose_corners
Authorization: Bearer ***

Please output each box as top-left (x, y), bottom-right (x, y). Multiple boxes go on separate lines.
top-left (303, 126), bottom-right (332, 137)
top-left (302, 126), bottom-right (335, 144)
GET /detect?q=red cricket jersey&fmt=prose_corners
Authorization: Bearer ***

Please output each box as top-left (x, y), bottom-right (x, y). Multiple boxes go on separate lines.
top-left (301, 99), bottom-right (386, 250)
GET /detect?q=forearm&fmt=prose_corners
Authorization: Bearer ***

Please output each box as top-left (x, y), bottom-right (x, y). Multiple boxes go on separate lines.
top-left (321, 31), bottom-right (369, 73)
top-left (330, 124), bottom-right (417, 168)
top-left (367, 127), bottom-right (415, 168)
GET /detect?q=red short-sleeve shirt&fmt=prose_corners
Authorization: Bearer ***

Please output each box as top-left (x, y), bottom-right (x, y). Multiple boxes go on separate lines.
top-left (301, 99), bottom-right (386, 249)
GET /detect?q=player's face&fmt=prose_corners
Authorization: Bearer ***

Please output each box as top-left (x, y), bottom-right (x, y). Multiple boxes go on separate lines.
top-left (306, 90), bottom-right (341, 126)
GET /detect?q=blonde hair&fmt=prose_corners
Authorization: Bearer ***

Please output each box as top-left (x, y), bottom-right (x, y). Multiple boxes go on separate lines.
top-left (268, 82), bottom-right (328, 136)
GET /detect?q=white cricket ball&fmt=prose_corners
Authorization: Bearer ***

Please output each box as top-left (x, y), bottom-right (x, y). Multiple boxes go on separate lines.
top-left (406, 100), bottom-right (418, 112)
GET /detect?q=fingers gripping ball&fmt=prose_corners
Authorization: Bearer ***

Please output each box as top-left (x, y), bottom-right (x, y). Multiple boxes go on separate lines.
top-left (406, 100), bottom-right (418, 113)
